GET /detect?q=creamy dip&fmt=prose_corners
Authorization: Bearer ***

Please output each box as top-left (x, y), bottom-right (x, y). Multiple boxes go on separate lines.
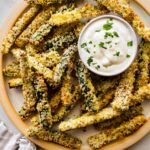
top-left (78, 15), bottom-right (137, 76)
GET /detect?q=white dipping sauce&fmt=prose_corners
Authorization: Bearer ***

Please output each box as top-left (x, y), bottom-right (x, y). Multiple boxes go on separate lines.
top-left (79, 15), bottom-right (137, 76)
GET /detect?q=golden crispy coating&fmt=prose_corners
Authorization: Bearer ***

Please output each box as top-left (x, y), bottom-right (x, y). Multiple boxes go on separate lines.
top-left (88, 115), bottom-right (146, 149)
top-left (58, 107), bottom-right (121, 131)
top-left (49, 91), bottom-right (61, 114)
top-left (30, 5), bottom-right (75, 45)
top-left (15, 7), bottom-right (55, 47)
top-left (111, 60), bottom-right (138, 111)
top-left (135, 42), bottom-right (150, 90)
top-left (8, 78), bottom-right (23, 88)
top-left (3, 62), bottom-right (20, 78)
top-left (76, 60), bottom-right (100, 113)
top-left (34, 76), bottom-right (52, 129)
top-left (28, 117), bottom-right (82, 149)
top-left (25, 0), bottom-right (69, 5)
top-left (53, 86), bottom-right (80, 123)
top-left (96, 0), bottom-right (150, 41)
top-left (11, 48), bottom-right (25, 61)
top-left (49, 4), bottom-right (108, 26)
top-left (95, 105), bottom-right (143, 130)
top-left (0, 6), bottom-right (40, 54)
top-left (53, 44), bottom-right (77, 85)
top-left (19, 53), bottom-right (37, 120)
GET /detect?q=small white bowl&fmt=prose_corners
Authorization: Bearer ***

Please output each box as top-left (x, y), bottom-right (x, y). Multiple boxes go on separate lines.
top-left (78, 14), bottom-right (138, 76)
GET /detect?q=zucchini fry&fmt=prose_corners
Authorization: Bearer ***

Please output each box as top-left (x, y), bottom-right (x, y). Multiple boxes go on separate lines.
top-left (44, 31), bottom-right (76, 51)
top-left (15, 7), bottom-right (55, 48)
top-left (123, 84), bottom-right (150, 108)
top-left (11, 48), bottom-right (25, 61)
top-left (0, 6), bottom-right (40, 54)
top-left (58, 107), bottom-right (121, 131)
top-left (111, 60), bottom-right (138, 111)
top-left (95, 105), bottom-right (143, 130)
top-left (53, 86), bottom-right (80, 123)
top-left (19, 53), bottom-right (37, 120)
top-left (49, 91), bottom-right (61, 114)
top-left (27, 55), bottom-right (54, 86)
top-left (3, 62), bottom-right (20, 78)
top-left (30, 5), bottom-right (75, 45)
top-left (8, 78), bottom-right (23, 88)
top-left (96, 0), bottom-right (150, 41)
top-left (49, 4), bottom-right (108, 26)
top-left (28, 117), bottom-right (82, 149)
top-left (53, 44), bottom-right (77, 85)
top-left (135, 42), bottom-right (150, 90)
top-left (88, 115), bottom-right (146, 149)
top-left (25, 0), bottom-right (69, 5)
top-left (34, 76), bottom-right (52, 129)
top-left (76, 60), bottom-right (100, 113)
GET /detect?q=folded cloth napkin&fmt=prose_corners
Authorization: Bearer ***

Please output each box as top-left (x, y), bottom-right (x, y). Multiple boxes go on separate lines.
top-left (0, 121), bottom-right (37, 150)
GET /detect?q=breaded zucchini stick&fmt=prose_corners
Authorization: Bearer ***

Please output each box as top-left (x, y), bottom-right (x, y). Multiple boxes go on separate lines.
top-left (25, 0), bottom-right (69, 5)
top-left (53, 86), bottom-right (80, 123)
top-left (88, 115), bottom-right (146, 149)
top-left (8, 78), bottom-right (23, 88)
top-left (27, 117), bottom-right (82, 149)
top-left (44, 31), bottom-right (76, 51)
top-left (123, 84), bottom-right (150, 108)
top-left (53, 44), bottom-right (77, 85)
top-left (34, 76), bottom-right (52, 129)
top-left (0, 6), bottom-right (40, 54)
top-left (135, 42), bottom-right (150, 90)
top-left (34, 51), bottom-right (61, 68)
top-left (49, 4), bottom-right (108, 26)
top-left (96, 0), bottom-right (150, 41)
top-left (11, 48), bottom-right (25, 61)
top-left (111, 60), bottom-right (138, 111)
top-left (76, 60), bottom-right (100, 113)
top-left (30, 5), bottom-right (75, 45)
top-left (95, 105), bottom-right (143, 130)
top-left (49, 91), bottom-right (61, 114)
top-left (3, 62), bottom-right (20, 78)
top-left (58, 107), bottom-right (121, 131)
top-left (15, 7), bottom-right (55, 48)
top-left (27, 55), bottom-right (54, 86)
top-left (19, 53), bottom-right (37, 120)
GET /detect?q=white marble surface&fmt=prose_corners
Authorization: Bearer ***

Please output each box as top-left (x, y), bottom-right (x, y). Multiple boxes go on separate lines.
top-left (0, 0), bottom-right (150, 150)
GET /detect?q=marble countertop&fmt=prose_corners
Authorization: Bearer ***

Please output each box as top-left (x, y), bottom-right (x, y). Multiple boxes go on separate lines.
top-left (0, 0), bottom-right (150, 150)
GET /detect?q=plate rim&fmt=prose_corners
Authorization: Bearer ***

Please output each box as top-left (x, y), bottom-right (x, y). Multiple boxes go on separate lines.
top-left (0, 1), bottom-right (150, 150)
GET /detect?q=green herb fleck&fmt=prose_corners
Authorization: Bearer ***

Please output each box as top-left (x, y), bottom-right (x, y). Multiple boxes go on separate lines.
top-left (95, 29), bottom-right (101, 32)
top-left (85, 48), bottom-right (90, 53)
top-left (127, 41), bottom-right (133, 46)
top-left (113, 31), bottom-right (119, 37)
top-left (106, 41), bottom-right (112, 44)
top-left (87, 56), bottom-right (93, 66)
top-left (113, 51), bottom-right (120, 56)
top-left (109, 45), bottom-right (112, 48)
top-left (126, 54), bottom-right (131, 58)
top-left (95, 65), bottom-right (100, 70)
top-left (81, 43), bottom-right (87, 48)
top-left (103, 20), bottom-right (113, 30)
top-left (104, 32), bottom-right (114, 39)
top-left (99, 42), bottom-right (107, 49)
top-left (89, 41), bottom-right (92, 44)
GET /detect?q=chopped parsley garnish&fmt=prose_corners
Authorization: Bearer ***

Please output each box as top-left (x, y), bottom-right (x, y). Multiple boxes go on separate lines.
top-left (113, 51), bottom-right (120, 56)
top-left (103, 20), bottom-right (113, 30)
top-left (127, 41), bottom-right (133, 46)
top-left (126, 54), bottom-right (131, 58)
top-left (87, 56), bottom-right (93, 66)
top-left (99, 42), bottom-right (107, 49)
top-left (95, 29), bottom-right (101, 32)
top-left (89, 41), bottom-right (93, 44)
top-left (104, 32), bottom-right (114, 39)
top-left (85, 48), bottom-right (90, 53)
top-left (95, 65), bottom-right (100, 70)
top-left (113, 31), bottom-right (119, 37)
top-left (109, 45), bottom-right (112, 48)
top-left (106, 41), bottom-right (112, 44)
top-left (94, 45), bottom-right (96, 47)
top-left (81, 42), bottom-right (87, 48)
